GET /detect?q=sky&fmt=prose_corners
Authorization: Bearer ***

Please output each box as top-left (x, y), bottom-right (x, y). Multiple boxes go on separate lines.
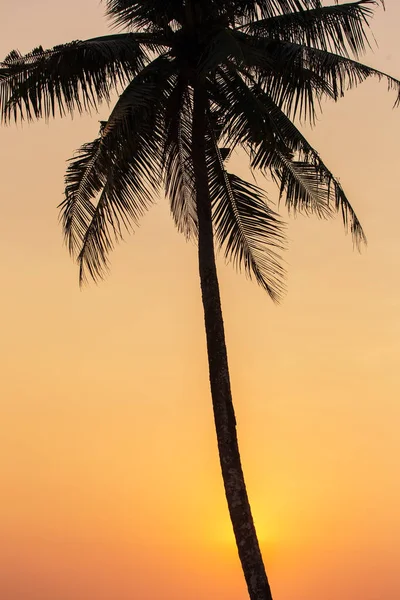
top-left (0, 2), bottom-right (399, 600)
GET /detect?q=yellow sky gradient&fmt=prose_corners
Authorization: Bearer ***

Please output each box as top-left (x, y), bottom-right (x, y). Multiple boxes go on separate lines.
top-left (1, 2), bottom-right (399, 600)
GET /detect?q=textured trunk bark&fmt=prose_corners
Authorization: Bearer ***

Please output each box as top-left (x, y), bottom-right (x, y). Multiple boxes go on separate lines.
top-left (191, 83), bottom-right (273, 600)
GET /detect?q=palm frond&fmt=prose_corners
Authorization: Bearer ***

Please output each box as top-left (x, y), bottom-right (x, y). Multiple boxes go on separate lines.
top-left (277, 155), bottom-right (333, 218)
top-left (287, 41), bottom-right (400, 105)
top-left (233, 32), bottom-right (400, 120)
top-left (76, 150), bottom-right (162, 284)
top-left (61, 137), bottom-right (104, 257)
top-left (226, 0), bottom-right (321, 23)
top-left (59, 55), bottom-right (176, 284)
top-left (104, 0), bottom-right (185, 30)
top-left (242, 1), bottom-right (379, 58)
top-left (275, 151), bottom-right (366, 246)
top-left (232, 33), bottom-right (337, 121)
top-left (209, 66), bottom-right (314, 152)
top-left (105, 0), bottom-right (323, 31)
top-left (0, 33), bottom-right (167, 122)
top-left (208, 133), bottom-right (286, 301)
top-left (163, 78), bottom-right (198, 238)
top-left (253, 140), bottom-right (367, 247)
top-left (209, 68), bottom-right (366, 245)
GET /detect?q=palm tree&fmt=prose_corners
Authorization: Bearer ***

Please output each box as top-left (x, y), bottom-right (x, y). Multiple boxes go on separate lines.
top-left (1, 2), bottom-right (399, 599)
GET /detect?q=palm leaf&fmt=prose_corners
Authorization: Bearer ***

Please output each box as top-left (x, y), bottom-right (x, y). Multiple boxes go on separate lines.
top-left (252, 138), bottom-right (367, 247)
top-left (105, 0), bottom-right (322, 30)
top-left (104, 0), bottom-right (185, 29)
top-left (227, 0), bottom-right (321, 23)
top-left (290, 41), bottom-right (400, 104)
top-left (268, 151), bottom-right (366, 247)
top-left (209, 68), bottom-right (366, 245)
top-left (59, 55), bottom-right (176, 284)
top-left (0, 33), bottom-right (167, 122)
top-left (233, 32), bottom-right (400, 120)
top-left (208, 133), bottom-right (286, 301)
top-left (61, 137), bottom-right (104, 257)
top-left (232, 32), bottom-right (338, 120)
top-left (242, 1), bottom-right (379, 58)
top-left (163, 79), bottom-right (198, 239)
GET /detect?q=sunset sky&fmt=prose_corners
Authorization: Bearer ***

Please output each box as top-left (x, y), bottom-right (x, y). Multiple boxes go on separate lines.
top-left (1, 2), bottom-right (399, 600)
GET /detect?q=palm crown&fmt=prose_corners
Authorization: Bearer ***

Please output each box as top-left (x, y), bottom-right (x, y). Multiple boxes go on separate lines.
top-left (1, 0), bottom-right (398, 298)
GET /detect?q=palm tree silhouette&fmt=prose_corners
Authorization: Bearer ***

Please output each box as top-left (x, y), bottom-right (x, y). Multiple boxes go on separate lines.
top-left (1, 2), bottom-right (399, 600)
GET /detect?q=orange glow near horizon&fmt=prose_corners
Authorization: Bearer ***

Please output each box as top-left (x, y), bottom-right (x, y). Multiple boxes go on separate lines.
top-left (1, 2), bottom-right (400, 600)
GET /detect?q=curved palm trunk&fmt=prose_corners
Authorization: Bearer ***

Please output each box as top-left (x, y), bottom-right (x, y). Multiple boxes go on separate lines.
top-left (192, 83), bottom-right (273, 600)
